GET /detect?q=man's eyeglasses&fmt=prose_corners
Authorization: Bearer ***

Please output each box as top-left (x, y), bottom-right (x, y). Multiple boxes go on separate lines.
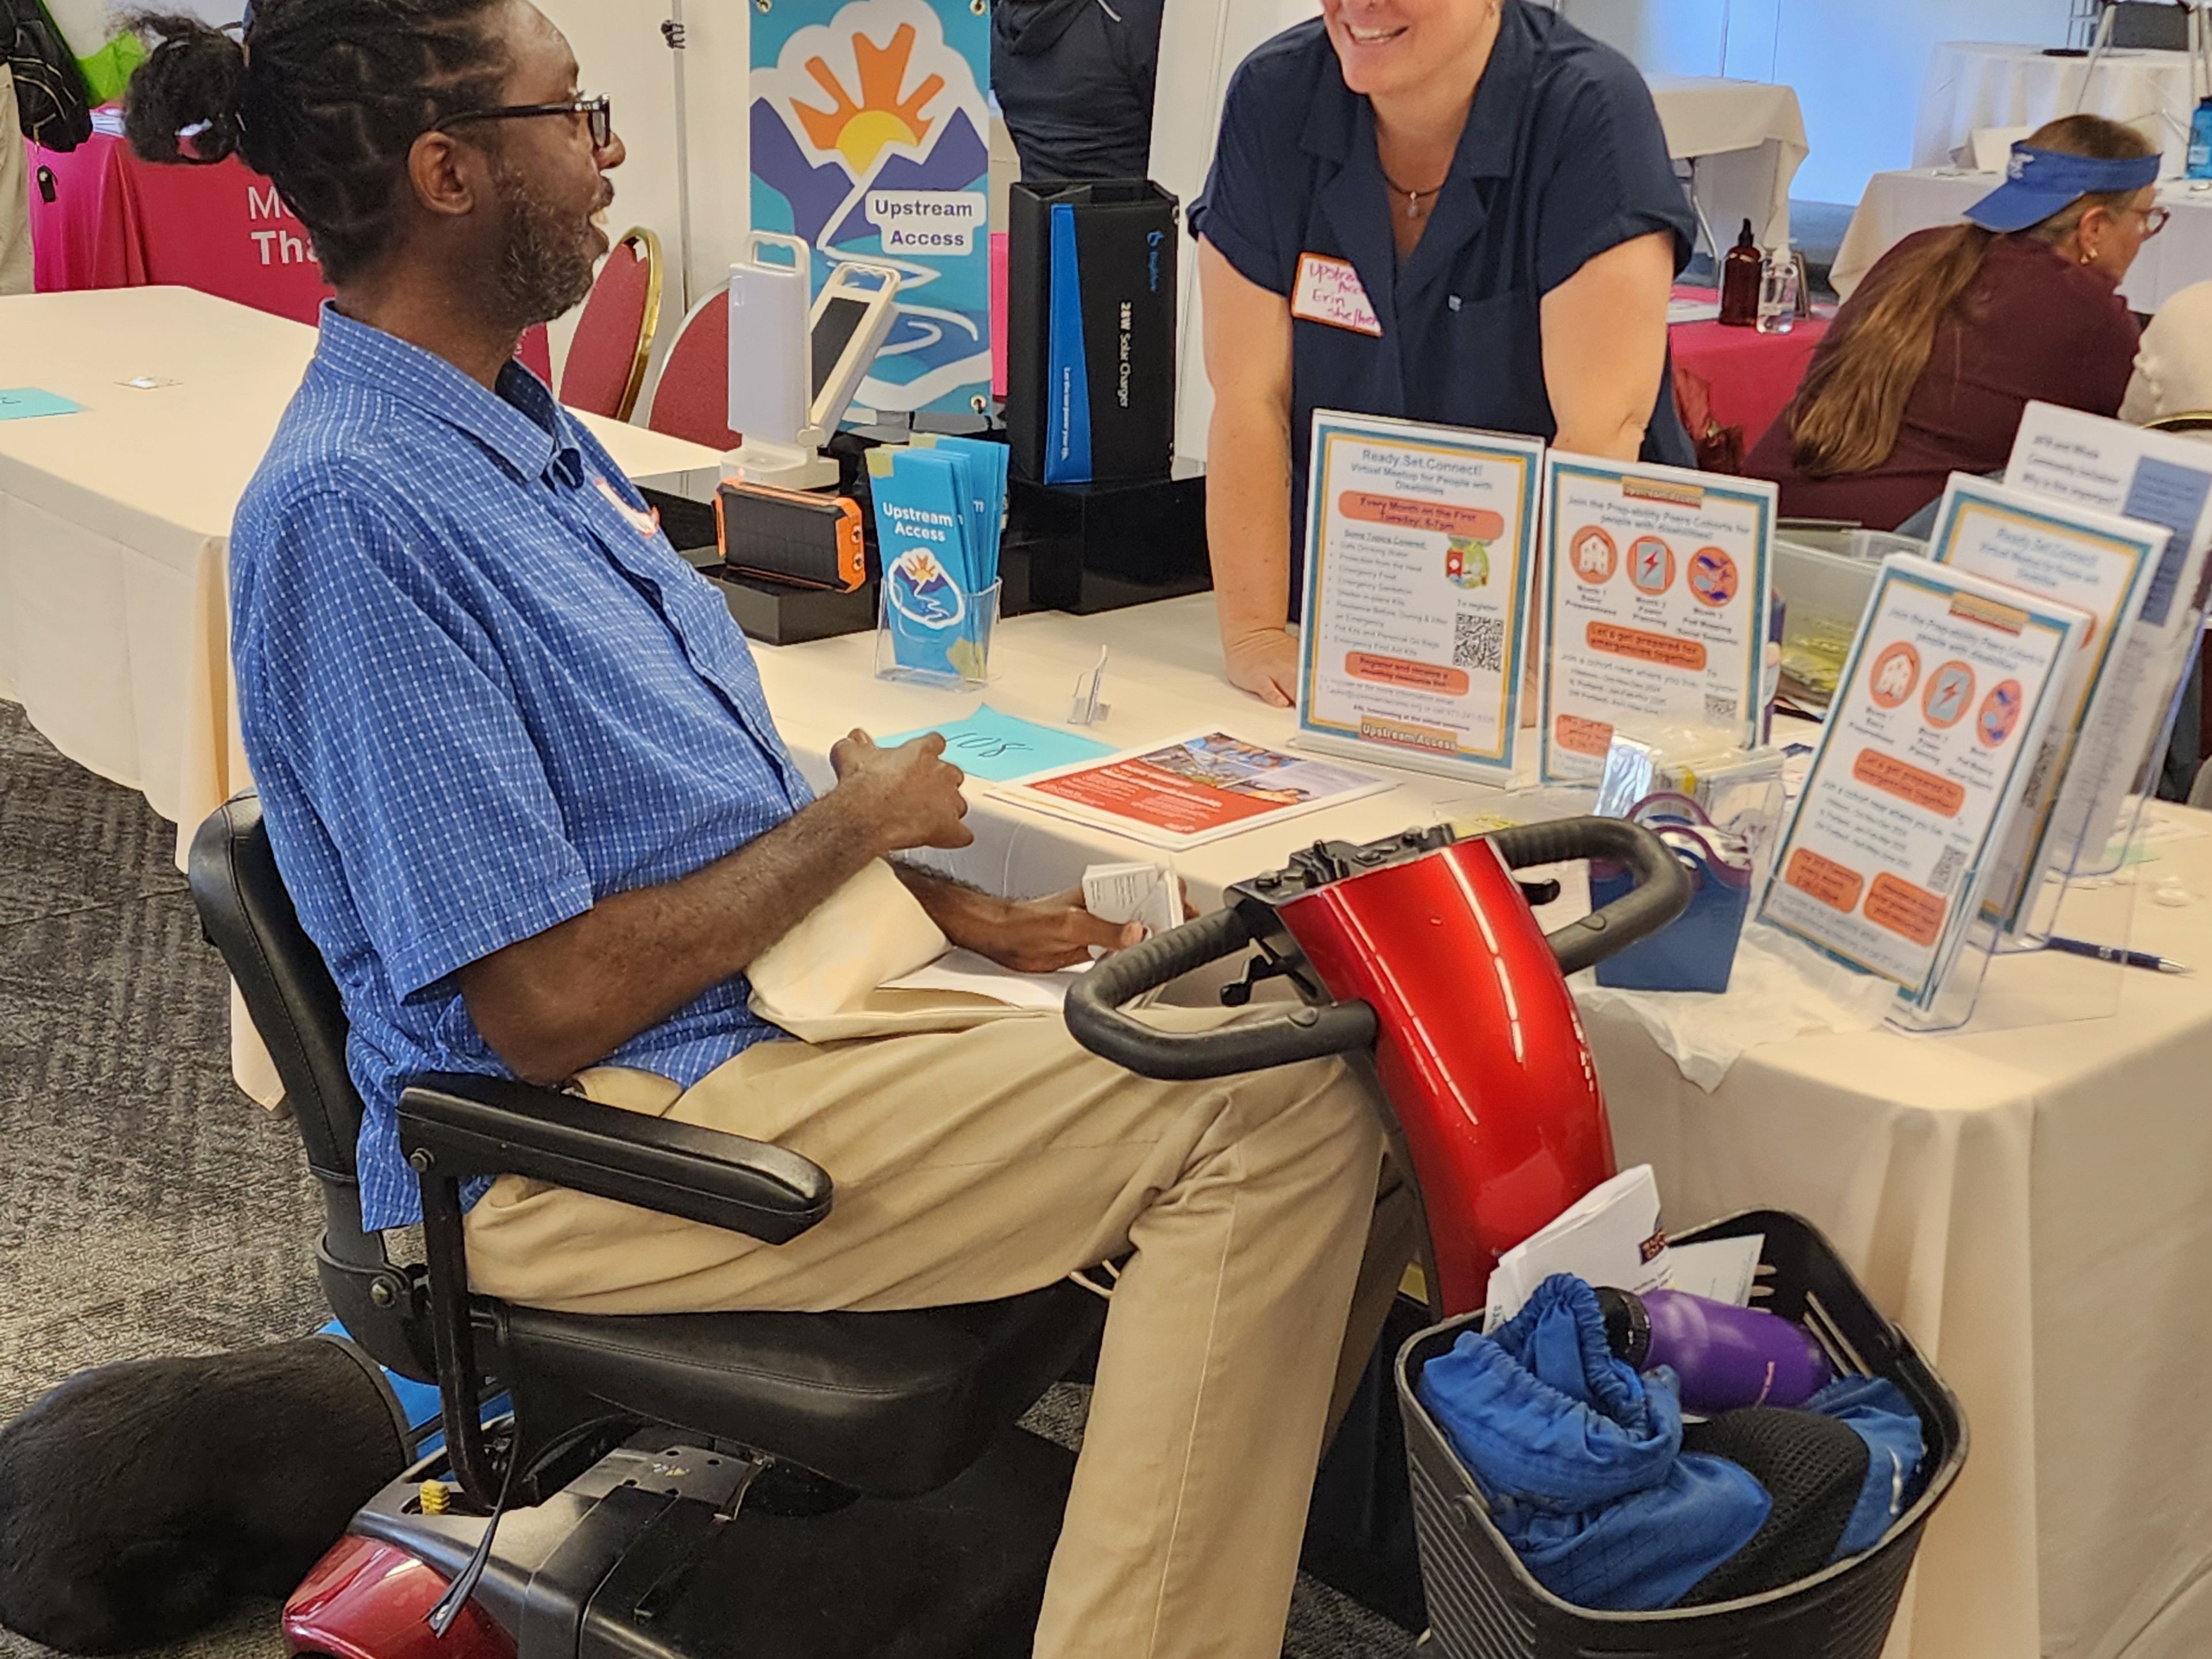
top-left (441, 92), bottom-right (613, 151)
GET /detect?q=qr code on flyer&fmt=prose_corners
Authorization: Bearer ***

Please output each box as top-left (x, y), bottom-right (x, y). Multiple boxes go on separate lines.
top-left (1453, 613), bottom-right (1505, 673)
top-left (1927, 844), bottom-right (1966, 896)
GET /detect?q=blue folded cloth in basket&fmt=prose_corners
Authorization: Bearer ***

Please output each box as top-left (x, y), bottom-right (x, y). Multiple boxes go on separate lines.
top-left (1414, 1277), bottom-right (1771, 1611)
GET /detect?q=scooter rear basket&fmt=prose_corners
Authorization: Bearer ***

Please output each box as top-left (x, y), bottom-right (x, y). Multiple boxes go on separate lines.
top-left (1396, 1209), bottom-right (1966, 1659)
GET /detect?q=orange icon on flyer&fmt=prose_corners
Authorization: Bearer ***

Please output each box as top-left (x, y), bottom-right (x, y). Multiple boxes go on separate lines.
top-left (1628, 535), bottom-right (1675, 595)
top-left (1569, 525), bottom-right (1618, 584)
top-left (1922, 661), bottom-right (1975, 729)
top-left (1866, 641), bottom-right (1921, 709)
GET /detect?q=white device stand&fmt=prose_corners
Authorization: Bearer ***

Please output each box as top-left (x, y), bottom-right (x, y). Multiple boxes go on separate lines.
top-left (724, 233), bottom-right (903, 492)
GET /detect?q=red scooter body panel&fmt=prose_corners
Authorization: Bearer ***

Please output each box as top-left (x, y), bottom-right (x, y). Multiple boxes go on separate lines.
top-left (1273, 837), bottom-right (1615, 1315)
top-left (283, 1533), bottom-right (513, 1659)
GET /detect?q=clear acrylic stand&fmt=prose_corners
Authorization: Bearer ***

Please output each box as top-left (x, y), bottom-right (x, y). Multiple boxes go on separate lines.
top-left (874, 578), bottom-right (1002, 691)
top-left (1884, 836), bottom-right (2133, 1034)
top-left (1891, 609), bottom-right (2206, 1032)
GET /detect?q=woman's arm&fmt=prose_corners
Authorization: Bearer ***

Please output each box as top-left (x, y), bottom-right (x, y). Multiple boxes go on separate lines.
top-left (1199, 236), bottom-right (1300, 706)
top-left (1540, 231), bottom-right (1677, 460)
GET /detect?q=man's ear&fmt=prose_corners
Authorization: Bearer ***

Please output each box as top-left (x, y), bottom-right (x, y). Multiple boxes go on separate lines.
top-left (406, 129), bottom-right (482, 222)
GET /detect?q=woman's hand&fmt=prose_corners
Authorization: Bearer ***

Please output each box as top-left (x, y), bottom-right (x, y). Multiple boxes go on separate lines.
top-left (1224, 625), bottom-right (1300, 707)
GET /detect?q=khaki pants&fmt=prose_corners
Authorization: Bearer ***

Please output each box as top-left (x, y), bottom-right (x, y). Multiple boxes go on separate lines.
top-left (463, 1008), bottom-right (1415, 1659)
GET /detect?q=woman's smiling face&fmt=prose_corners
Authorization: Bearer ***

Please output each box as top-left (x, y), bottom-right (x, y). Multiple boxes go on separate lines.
top-left (1320, 0), bottom-right (1495, 99)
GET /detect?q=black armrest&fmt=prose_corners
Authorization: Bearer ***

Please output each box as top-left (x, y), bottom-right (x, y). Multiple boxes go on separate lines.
top-left (397, 1072), bottom-right (832, 1245)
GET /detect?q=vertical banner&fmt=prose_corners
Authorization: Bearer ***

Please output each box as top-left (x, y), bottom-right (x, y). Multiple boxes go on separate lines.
top-left (749, 0), bottom-right (994, 420)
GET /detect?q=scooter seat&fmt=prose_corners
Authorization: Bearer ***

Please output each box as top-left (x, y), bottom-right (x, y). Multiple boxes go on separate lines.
top-left (494, 1277), bottom-right (1104, 1498)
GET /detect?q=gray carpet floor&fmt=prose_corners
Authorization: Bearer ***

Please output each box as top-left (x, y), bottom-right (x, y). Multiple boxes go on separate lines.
top-left (0, 696), bottom-right (1413, 1659)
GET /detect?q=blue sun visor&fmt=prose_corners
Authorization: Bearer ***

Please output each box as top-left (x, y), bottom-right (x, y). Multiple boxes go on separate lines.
top-left (1965, 144), bottom-right (2161, 233)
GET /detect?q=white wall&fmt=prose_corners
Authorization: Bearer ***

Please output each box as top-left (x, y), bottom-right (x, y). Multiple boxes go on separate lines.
top-left (1561, 0), bottom-right (2077, 204)
top-left (533, 0), bottom-right (752, 374)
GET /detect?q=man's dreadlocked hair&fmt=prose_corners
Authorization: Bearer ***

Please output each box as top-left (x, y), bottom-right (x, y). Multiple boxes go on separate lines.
top-left (123, 1), bottom-right (512, 283)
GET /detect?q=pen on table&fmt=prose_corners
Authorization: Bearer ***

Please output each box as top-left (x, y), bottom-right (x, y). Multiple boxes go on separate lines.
top-left (2041, 935), bottom-right (2191, 975)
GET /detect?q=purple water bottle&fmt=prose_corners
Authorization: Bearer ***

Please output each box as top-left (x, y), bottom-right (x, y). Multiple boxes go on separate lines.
top-left (1596, 1286), bottom-right (1834, 1414)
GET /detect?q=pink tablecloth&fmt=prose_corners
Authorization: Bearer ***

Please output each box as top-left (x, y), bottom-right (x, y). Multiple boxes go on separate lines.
top-left (1671, 302), bottom-right (1831, 452)
top-left (27, 125), bottom-right (332, 323)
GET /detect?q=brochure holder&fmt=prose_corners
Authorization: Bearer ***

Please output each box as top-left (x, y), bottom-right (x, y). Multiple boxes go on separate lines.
top-left (1887, 810), bottom-right (2139, 1035)
top-left (1999, 603), bottom-right (2207, 945)
top-left (874, 578), bottom-right (1001, 691)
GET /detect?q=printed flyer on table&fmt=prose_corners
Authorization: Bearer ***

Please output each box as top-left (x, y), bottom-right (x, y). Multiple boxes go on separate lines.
top-left (997, 732), bottom-right (1393, 851)
top-left (1922, 474), bottom-right (2164, 933)
top-left (1759, 558), bottom-right (2088, 1013)
top-left (1296, 411), bottom-right (1543, 781)
top-left (1539, 454), bottom-right (1774, 782)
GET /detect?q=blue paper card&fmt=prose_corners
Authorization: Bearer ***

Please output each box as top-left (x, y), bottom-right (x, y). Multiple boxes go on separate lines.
top-left (0, 388), bottom-right (85, 421)
top-left (882, 704), bottom-right (1114, 782)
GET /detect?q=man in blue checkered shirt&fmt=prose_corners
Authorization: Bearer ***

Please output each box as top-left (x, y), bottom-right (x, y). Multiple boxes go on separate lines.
top-left (157, 3), bottom-right (1408, 1654)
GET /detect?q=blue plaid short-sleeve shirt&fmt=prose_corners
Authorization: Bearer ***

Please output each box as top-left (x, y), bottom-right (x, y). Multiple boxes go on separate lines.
top-left (232, 306), bottom-right (812, 1232)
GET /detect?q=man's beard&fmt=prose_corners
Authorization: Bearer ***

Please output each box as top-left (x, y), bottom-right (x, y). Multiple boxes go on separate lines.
top-left (488, 159), bottom-right (607, 330)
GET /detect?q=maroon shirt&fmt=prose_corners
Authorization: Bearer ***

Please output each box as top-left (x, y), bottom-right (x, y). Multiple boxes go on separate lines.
top-left (1748, 231), bottom-right (2141, 529)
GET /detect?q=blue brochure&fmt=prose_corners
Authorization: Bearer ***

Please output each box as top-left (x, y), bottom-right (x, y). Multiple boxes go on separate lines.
top-left (872, 447), bottom-right (985, 679)
top-left (916, 433), bottom-right (1009, 584)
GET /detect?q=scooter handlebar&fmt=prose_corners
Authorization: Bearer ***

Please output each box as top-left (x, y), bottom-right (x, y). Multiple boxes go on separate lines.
top-left (1063, 907), bottom-right (1380, 1080)
top-left (1484, 817), bottom-right (1694, 978)
top-left (1063, 817), bottom-right (1688, 1080)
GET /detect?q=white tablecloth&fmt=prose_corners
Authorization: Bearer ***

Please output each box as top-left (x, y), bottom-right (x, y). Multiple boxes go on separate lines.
top-left (1915, 40), bottom-right (2199, 181)
top-left (1834, 168), bottom-right (2212, 315)
top-left (1645, 75), bottom-right (1809, 256)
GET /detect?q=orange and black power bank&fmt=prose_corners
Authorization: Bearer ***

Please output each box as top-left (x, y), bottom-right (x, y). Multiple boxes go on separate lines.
top-left (713, 480), bottom-right (866, 592)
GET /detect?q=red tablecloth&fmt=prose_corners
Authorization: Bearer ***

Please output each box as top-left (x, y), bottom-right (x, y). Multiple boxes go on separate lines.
top-left (27, 125), bottom-right (332, 323)
top-left (1670, 299), bottom-right (1831, 453)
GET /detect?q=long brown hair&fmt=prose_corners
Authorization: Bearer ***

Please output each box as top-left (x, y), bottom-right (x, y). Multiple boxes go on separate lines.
top-left (1789, 115), bottom-right (2156, 478)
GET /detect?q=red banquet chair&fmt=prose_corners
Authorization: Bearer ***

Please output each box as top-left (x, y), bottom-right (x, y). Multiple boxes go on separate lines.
top-left (640, 282), bottom-right (743, 452)
top-left (516, 324), bottom-right (554, 383)
top-left (556, 226), bottom-right (663, 422)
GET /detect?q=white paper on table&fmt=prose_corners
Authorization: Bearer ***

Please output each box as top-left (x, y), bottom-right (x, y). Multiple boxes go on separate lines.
top-left (881, 949), bottom-right (1089, 1012)
top-left (1536, 453), bottom-right (1775, 782)
top-left (1666, 297), bottom-right (1724, 325)
top-left (1294, 410), bottom-right (1546, 783)
top-left (1666, 1237), bottom-right (1765, 1308)
top-left (2006, 404), bottom-right (2212, 860)
top-left (1759, 556), bottom-right (2091, 1014)
top-left (1483, 1165), bottom-right (1671, 1331)
top-left (1921, 474), bottom-right (2166, 933)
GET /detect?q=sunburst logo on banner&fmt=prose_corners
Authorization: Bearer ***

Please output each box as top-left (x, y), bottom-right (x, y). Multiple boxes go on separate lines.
top-left (792, 23), bottom-right (946, 173)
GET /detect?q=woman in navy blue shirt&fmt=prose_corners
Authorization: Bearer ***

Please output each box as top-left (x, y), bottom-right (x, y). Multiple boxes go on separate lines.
top-left (1192, 0), bottom-right (1696, 703)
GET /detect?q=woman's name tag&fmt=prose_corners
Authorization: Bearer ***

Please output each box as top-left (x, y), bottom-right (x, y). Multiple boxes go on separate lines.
top-left (1292, 254), bottom-right (1383, 337)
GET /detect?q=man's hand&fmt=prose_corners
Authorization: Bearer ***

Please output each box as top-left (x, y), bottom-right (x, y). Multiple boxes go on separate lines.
top-left (1223, 626), bottom-right (1299, 707)
top-left (900, 873), bottom-right (1141, 973)
top-left (828, 730), bottom-right (975, 853)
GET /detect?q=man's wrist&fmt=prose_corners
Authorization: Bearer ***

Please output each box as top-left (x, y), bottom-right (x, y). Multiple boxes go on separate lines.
top-left (893, 863), bottom-right (1005, 942)
top-left (818, 778), bottom-right (902, 861)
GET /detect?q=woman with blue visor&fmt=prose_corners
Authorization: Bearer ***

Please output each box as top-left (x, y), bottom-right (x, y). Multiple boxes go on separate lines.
top-left (1190, 0), bottom-right (1697, 704)
top-left (1749, 116), bottom-right (2158, 530)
